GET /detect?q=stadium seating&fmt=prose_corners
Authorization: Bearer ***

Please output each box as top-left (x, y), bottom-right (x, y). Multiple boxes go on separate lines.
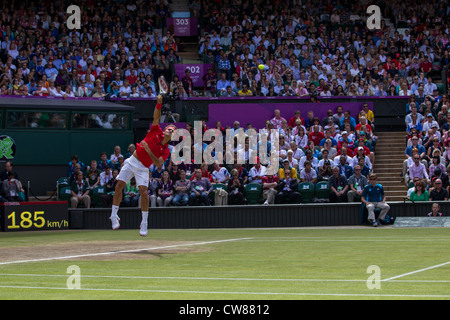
top-left (57, 177), bottom-right (70, 198)
top-left (315, 181), bottom-right (331, 202)
top-left (245, 183), bottom-right (262, 205)
top-left (91, 186), bottom-right (106, 208)
top-left (210, 183), bottom-right (228, 205)
top-left (58, 186), bottom-right (72, 203)
top-left (298, 182), bottom-right (314, 203)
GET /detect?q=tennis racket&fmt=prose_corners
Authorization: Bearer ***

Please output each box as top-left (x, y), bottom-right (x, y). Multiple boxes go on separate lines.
top-left (158, 75), bottom-right (169, 95)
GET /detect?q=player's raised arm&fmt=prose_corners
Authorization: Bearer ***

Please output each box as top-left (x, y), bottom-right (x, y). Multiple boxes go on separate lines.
top-left (152, 94), bottom-right (163, 126)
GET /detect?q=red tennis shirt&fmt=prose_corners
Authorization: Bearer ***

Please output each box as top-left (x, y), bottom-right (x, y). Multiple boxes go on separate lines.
top-left (135, 125), bottom-right (171, 168)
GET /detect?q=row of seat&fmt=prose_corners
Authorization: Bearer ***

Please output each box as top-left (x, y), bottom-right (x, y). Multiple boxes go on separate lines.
top-left (56, 177), bottom-right (331, 206)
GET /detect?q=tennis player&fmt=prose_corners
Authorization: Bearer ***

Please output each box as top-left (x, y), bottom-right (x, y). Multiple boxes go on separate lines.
top-left (110, 94), bottom-right (176, 236)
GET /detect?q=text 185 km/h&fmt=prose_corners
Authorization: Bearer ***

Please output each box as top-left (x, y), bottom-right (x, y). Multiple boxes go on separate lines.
top-left (7, 211), bottom-right (68, 230)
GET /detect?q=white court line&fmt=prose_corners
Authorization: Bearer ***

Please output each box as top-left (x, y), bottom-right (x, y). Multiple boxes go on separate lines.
top-left (1, 273), bottom-right (450, 283)
top-left (383, 261), bottom-right (450, 282)
top-left (0, 285), bottom-right (450, 298)
top-left (247, 239), bottom-right (450, 242)
top-left (0, 237), bottom-right (252, 266)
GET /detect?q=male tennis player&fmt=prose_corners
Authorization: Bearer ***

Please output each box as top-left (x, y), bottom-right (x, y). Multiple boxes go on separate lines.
top-left (110, 94), bottom-right (176, 236)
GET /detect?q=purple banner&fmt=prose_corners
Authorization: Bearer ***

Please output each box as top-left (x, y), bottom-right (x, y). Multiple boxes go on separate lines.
top-left (166, 18), bottom-right (198, 36)
top-left (174, 63), bottom-right (212, 87)
top-left (206, 102), bottom-right (373, 129)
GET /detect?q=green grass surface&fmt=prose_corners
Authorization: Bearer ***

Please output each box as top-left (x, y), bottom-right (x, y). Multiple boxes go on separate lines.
top-left (0, 227), bottom-right (449, 300)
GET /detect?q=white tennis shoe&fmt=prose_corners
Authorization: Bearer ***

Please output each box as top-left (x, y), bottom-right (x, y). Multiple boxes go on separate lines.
top-left (110, 215), bottom-right (120, 230)
top-left (139, 222), bottom-right (148, 237)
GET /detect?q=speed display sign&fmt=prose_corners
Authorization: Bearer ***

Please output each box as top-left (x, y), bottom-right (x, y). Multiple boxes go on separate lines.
top-left (0, 201), bottom-right (69, 232)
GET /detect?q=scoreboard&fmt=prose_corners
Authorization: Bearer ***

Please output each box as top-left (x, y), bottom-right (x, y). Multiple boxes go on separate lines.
top-left (0, 201), bottom-right (69, 232)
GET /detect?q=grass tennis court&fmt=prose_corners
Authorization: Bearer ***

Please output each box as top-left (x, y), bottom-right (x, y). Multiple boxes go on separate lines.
top-left (0, 227), bottom-right (449, 300)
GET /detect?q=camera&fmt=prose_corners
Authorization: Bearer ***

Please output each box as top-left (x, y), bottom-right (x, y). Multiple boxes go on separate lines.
top-left (161, 103), bottom-right (171, 113)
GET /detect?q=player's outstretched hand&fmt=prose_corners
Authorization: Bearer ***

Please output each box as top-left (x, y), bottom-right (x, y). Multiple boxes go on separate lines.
top-left (157, 94), bottom-right (163, 104)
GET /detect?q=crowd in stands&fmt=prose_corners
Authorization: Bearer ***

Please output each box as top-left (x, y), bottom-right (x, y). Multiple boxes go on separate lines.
top-left (64, 104), bottom-right (378, 208)
top-left (196, 0), bottom-right (449, 97)
top-left (404, 91), bottom-right (450, 202)
top-left (0, 0), bottom-right (176, 98)
top-left (0, 0), bottom-right (448, 99)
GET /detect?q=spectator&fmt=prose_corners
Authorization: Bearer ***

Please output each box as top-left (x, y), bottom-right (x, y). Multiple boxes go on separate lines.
top-left (85, 160), bottom-right (101, 188)
top-left (299, 160), bottom-right (317, 184)
top-left (0, 161), bottom-right (21, 183)
top-left (329, 166), bottom-right (349, 203)
top-left (278, 159), bottom-right (298, 180)
top-left (110, 146), bottom-right (123, 165)
top-left (248, 157), bottom-right (266, 184)
top-left (2, 172), bottom-right (23, 201)
top-left (237, 83), bottom-right (252, 96)
top-left (347, 165), bottom-right (368, 202)
top-left (157, 170), bottom-right (173, 207)
top-left (123, 178), bottom-right (140, 207)
top-left (227, 169), bottom-right (245, 205)
top-left (189, 168), bottom-right (213, 206)
top-left (270, 109), bottom-right (286, 129)
top-left (408, 154), bottom-right (430, 187)
top-left (99, 166), bottom-right (113, 187)
top-left (308, 125), bottom-right (325, 146)
top-left (262, 172), bottom-right (279, 206)
top-left (181, 69), bottom-right (194, 96)
top-left (98, 152), bottom-right (113, 171)
top-left (318, 159), bottom-right (333, 182)
top-left (216, 72), bottom-right (231, 93)
top-left (361, 173), bottom-right (390, 227)
top-left (211, 161), bottom-right (230, 184)
top-left (70, 171), bottom-right (91, 208)
top-left (167, 163), bottom-right (181, 183)
top-left (76, 79), bottom-right (91, 97)
top-left (172, 170), bottom-right (190, 206)
top-left (403, 137), bottom-right (426, 177)
top-left (218, 53), bottom-right (231, 80)
top-left (202, 67), bottom-right (217, 97)
top-left (427, 203), bottom-right (443, 217)
top-left (275, 169), bottom-right (301, 204)
top-left (429, 179), bottom-right (449, 201)
top-left (67, 155), bottom-right (86, 179)
top-left (409, 179), bottom-right (429, 202)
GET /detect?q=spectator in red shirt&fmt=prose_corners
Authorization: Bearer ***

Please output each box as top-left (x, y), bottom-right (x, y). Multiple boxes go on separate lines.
top-left (262, 173), bottom-right (279, 205)
top-left (308, 125), bottom-right (325, 146)
top-left (420, 56), bottom-right (433, 74)
top-left (126, 69), bottom-right (138, 85)
top-left (288, 110), bottom-right (304, 128)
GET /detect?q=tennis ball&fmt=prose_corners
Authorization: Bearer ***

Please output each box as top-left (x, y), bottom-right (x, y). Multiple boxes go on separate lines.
top-left (258, 64), bottom-right (265, 71)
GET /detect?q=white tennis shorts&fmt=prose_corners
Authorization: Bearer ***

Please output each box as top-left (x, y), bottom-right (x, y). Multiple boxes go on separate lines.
top-left (116, 155), bottom-right (149, 187)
